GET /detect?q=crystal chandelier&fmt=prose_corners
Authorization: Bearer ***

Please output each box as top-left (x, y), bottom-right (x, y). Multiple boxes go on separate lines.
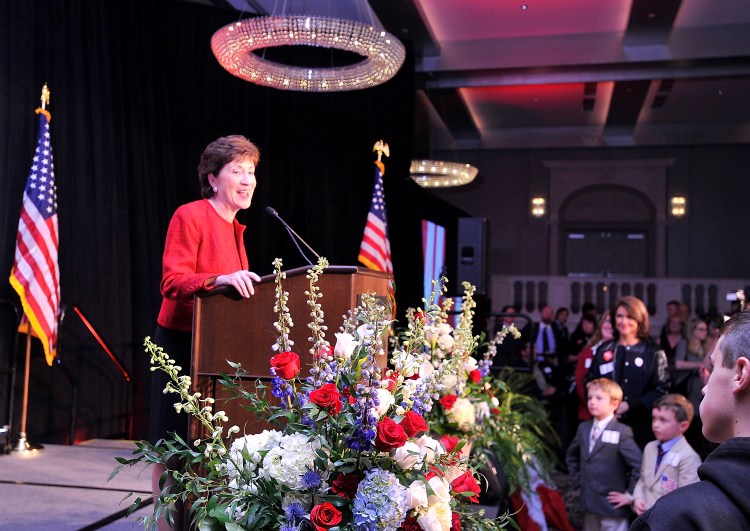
top-left (410, 160), bottom-right (479, 188)
top-left (211, 0), bottom-right (406, 92)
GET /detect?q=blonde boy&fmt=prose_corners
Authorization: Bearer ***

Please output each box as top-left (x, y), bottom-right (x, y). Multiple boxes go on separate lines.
top-left (566, 378), bottom-right (642, 531)
top-left (608, 394), bottom-right (700, 514)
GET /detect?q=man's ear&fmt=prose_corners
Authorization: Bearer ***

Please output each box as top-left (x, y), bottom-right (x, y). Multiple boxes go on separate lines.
top-left (733, 356), bottom-right (750, 394)
top-left (678, 420), bottom-right (690, 434)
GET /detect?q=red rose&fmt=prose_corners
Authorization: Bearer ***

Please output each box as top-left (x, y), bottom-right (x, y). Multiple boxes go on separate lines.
top-left (440, 434), bottom-right (459, 453)
top-left (451, 512), bottom-right (462, 531)
top-left (468, 369), bottom-right (482, 384)
top-left (310, 502), bottom-right (342, 530)
top-left (331, 472), bottom-right (361, 499)
top-left (414, 311), bottom-right (426, 324)
top-left (452, 471), bottom-right (481, 503)
top-left (270, 351), bottom-right (300, 380)
top-left (399, 516), bottom-right (422, 531)
top-left (440, 394), bottom-right (458, 410)
top-left (309, 383), bottom-right (342, 414)
top-left (399, 410), bottom-right (428, 438)
top-left (490, 407), bottom-right (501, 415)
top-left (375, 417), bottom-right (408, 451)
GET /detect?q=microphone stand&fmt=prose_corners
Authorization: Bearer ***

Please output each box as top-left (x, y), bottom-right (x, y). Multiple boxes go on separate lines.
top-left (266, 207), bottom-right (321, 266)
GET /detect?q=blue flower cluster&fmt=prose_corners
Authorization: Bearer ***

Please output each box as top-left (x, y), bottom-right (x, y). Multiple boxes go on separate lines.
top-left (352, 468), bottom-right (408, 531)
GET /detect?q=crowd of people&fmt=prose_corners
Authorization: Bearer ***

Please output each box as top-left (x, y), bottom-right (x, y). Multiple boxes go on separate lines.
top-left (491, 296), bottom-right (750, 529)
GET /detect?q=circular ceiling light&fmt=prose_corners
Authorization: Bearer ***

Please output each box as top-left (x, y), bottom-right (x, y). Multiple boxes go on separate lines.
top-left (409, 160), bottom-right (479, 188)
top-left (211, 15), bottom-right (405, 92)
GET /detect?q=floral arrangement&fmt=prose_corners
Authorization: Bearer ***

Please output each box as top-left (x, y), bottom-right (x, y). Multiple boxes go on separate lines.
top-left (112, 258), bottom-right (510, 531)
top-left (390, 279), bottom-right (555, 494)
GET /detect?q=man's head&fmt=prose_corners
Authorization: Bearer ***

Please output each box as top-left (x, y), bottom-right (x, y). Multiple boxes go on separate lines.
top-left (540, 305), bottom-right (554, 324)
top-left (666, 300), bottom-right (680, 319)
top-left (555, 307), bottom-right (569, 325)
top-left (651, 394), bottom-right (692, 442)
top-left (700, 311), bottom-right (750, 443)
top-left (586, 378), bottom-right (623, 421)
top-left (501, 304), bottom-right (516, 326)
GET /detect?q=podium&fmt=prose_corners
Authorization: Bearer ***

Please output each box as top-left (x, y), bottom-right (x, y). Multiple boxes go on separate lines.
top-left (190, 265), bottom-right (391, 438)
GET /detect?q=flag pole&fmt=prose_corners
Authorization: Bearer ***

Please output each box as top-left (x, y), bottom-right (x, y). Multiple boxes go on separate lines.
top-left (13, 84), bottom-right (52, 454)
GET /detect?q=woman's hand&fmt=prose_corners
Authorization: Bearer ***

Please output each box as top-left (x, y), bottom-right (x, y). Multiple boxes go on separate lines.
top-left (214, 270), bottom-right (261, 298)
top-left (615, 400), bottom-right (630, 417)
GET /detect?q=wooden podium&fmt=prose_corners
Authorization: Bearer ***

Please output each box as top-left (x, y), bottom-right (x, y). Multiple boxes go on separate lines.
top-left (190, 265), bottom-right (391, 438)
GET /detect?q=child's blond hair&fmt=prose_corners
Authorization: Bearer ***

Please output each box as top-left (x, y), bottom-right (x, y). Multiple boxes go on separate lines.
top-left (587, 378), bottom-right (623, 403)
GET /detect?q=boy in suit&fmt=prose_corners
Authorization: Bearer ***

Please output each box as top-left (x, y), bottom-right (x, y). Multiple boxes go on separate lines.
top-left (566, 378), bottom-right (642, 531)
top-left (631, 311), bottom-right (750, 529)
top-left (608, 394), bottom-right (700, 514)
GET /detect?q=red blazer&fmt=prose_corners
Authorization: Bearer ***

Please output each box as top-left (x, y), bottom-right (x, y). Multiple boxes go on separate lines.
top-left (157, 199), bottom-right (249, 332)
top-left (575, 344), bottom-right (596, 421)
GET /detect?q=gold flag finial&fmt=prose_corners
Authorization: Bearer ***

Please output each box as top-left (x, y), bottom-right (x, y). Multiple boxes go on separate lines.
top-left (373, 140), bottom-right (389, 162)
top-left (40, 84), bottom-right (50, 110)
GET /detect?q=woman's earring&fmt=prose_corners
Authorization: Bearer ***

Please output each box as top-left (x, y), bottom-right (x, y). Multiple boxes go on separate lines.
top-left (213, 187), bottom-right (218, 193)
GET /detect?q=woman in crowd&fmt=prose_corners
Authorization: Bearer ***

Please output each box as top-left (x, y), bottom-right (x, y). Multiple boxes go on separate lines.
top-left (149, 135), bottom-right (262, 529)
top-left (569, 314), bottom-right (597, 357)
top-left (674, 318), bottom-right (710, 456)
top-left (574, 311), bottom-right (613, 421)
top-left (586, 296), bottom-right (670, 448)
top-left (660, 315), bottom-right (686, 391)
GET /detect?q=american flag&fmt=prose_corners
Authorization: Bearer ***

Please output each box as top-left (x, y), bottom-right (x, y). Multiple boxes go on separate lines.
top-left (358, 160), bottom-right (393, 273)
top-left (660, 474), bottom-right (677, 492)
top-left (9, 109), bottom-right (60, 366)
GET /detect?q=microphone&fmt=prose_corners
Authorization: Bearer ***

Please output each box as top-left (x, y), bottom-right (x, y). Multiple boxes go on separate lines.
top-left (265, 206), bottom-right (321, 266)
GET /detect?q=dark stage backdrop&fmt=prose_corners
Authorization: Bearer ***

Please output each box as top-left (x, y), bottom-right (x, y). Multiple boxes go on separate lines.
top-left (0, 0), bottom-right (466, 442)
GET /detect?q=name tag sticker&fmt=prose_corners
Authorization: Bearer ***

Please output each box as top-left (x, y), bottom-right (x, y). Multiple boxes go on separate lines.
top-left (666, 453), bottom-right (681, 467)
top-left (600, 362), bottom-right (615, 374)
top-left (585, 358), bottom-right (592, 369)
top-left (602, 430), bottom-right (621, 444)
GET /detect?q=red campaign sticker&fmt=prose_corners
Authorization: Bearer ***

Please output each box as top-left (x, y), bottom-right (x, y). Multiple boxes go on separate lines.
top-left (602, 350), bottom-right (614, 362)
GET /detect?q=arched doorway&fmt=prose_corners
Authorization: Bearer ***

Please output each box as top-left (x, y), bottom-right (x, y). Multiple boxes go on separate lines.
top-left (559, 184), bottom-right (656, 277)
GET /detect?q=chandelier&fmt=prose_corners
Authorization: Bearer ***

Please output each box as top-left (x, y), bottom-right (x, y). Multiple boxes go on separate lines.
top-left (211, 0), bottom-right (406, 92)
top-left (410, 160), bottom-right (479, 188)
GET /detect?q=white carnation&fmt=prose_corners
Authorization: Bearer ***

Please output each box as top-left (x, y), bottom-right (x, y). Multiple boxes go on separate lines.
top-left (446, 397), bottom-right (476, 431)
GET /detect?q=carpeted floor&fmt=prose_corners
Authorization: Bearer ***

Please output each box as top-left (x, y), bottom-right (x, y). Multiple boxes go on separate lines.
top-left (0, 439), bottom-right (151, 530)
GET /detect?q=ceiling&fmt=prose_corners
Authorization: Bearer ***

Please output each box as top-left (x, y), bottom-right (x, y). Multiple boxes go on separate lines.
top-left (193, 0), bottom-right (750, 151)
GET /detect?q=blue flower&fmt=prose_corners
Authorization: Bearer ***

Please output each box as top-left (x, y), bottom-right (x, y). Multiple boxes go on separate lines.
top-left (302, 469), bottom-right (322, 489)
top-left (352, 468), bottom-right (408, 530)
top-left (284, 502), bottom-right (306, 522)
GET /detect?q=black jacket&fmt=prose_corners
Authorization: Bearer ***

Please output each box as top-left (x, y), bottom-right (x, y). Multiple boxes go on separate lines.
top-left (585, 339), bottom-right (670, 448)
top-left (631, 437), bottom-right (750, 530)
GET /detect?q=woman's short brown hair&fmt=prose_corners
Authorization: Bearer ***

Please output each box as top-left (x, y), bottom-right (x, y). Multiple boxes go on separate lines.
top-left (613, 295), bottom-right (651, 339)
top-left (197, 135), bottom-right (260, 199)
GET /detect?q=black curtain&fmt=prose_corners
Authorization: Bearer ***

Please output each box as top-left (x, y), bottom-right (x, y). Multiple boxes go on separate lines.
top-left (0, 0), bottom-right (465, 442)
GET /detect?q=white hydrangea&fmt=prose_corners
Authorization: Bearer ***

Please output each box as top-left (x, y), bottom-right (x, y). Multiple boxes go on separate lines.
top-left (228, 429), bottom-right (282, 479)
top-left (261, 433), bottom-right (329, 490)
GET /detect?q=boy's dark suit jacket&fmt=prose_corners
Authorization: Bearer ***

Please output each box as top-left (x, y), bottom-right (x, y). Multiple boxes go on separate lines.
top-left (566, 417), bottom-right (643, 518)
